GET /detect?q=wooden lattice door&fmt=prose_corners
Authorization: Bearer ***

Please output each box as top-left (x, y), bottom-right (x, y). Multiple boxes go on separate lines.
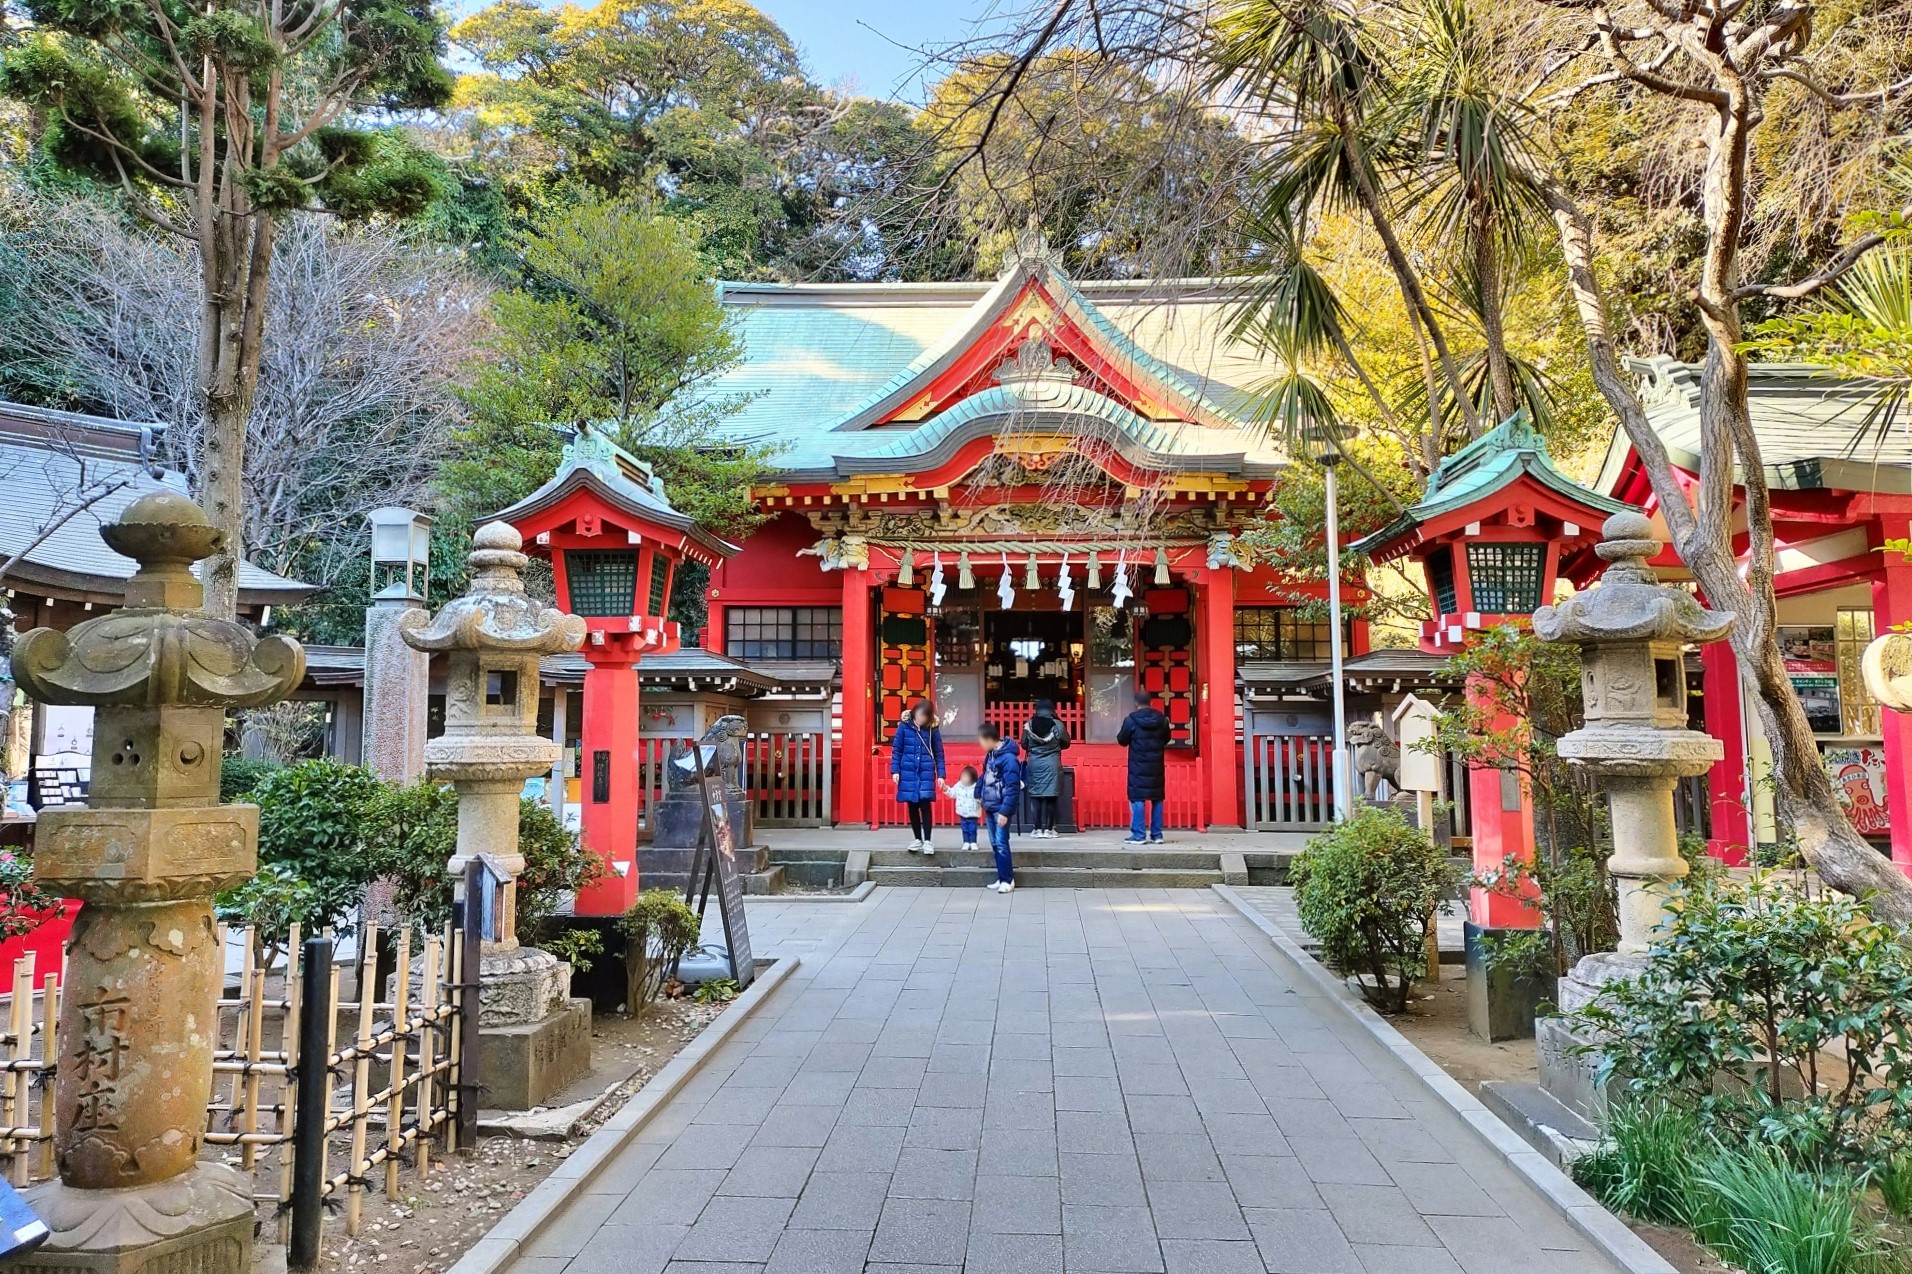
top-left (1138, 588), bottom-right (1196, 746)
top-left (877, 587), bottom-right (933, 732)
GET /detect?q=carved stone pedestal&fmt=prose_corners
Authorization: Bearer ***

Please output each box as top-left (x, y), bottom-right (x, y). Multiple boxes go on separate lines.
top-left (474, 948), bottom-right (591, 1109)
top-left (1536, 952), bottom-right (1649, 1119)
top-left (18, 1166), bottom-right (254, 1274)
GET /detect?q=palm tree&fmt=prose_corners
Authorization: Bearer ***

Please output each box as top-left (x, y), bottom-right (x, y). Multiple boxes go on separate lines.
top-left (1208, 0), bottom-right (1485, 445)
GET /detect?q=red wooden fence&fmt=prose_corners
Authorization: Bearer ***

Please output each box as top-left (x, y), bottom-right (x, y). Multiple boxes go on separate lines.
top-left (866, 744), bottom-right (1207, 832)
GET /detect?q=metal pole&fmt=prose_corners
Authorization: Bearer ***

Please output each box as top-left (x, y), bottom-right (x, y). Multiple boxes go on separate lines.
top-left (289, 935), bottom-right (335, 1272)
top-left (456, 858), bottom-right (484, 1151)
top-left (1323, 456), bottom-right (1353, 820)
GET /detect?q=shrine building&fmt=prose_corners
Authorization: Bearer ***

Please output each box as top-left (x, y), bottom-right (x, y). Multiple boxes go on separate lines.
top-left (693, 237), bottom-right (1371, 833)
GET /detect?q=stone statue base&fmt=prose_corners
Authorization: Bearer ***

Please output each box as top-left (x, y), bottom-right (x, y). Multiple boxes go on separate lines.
top-left (476, 948), bottom-right (591, 1111)
top-left (643, 790), bottom-right (775, 893)
top-left (16, 1164), bottom-right (253, 1274)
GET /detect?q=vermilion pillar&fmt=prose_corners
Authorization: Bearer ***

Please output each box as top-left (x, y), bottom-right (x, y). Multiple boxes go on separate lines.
top-left (1466, 675), bottom-right (1542, 928)
top-left (1873, 559), bottom-right (1912, 874)
top-left (1701, 641), bottom-right (1751, 864)
top-left (1199, 569), bottom-right (1242, 828)
top-left (578, 652), bottom-right (642, 913)
top-left (838, 567), bottom-right (874, 826)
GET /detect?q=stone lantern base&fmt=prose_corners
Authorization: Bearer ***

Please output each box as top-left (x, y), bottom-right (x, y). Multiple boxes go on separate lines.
top-left (475, 948), bottom-right (592, 1111)
top-left (18, 1164), bottom-right (253, 1274)
top-left (1534, 951), bottom-right (1649, 1119)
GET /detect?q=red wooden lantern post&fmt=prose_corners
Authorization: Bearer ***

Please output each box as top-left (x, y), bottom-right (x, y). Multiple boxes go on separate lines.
top-left (1354, 415), bottom-right (1628, 1036)
top-left (493, 427), bottom-right (736, 915)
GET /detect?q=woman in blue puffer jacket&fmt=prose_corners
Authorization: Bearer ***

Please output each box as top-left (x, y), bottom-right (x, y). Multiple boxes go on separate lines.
top-left (890, 698), bottom-right (946, 854)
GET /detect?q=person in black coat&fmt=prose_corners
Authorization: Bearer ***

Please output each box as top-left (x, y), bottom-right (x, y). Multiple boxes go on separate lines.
top-left (1020, 699), bottom-right (1070, 838)
top-left (1117, 688), bottom-right (1172, 844)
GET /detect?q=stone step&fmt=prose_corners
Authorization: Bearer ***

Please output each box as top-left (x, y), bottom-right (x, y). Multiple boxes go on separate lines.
top-left (1478, 1081), bottom-right (1601, 1169)
top-left (869, 864), bottom-right (1225, 889)
top-left (870, 847), bottom-right (1225, 871)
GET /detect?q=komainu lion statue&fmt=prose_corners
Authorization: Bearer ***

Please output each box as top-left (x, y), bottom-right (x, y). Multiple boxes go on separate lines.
top-left (1345, 719), bottom-right (1400, 801)
top-left (668, 715), bottom-right (747, 791)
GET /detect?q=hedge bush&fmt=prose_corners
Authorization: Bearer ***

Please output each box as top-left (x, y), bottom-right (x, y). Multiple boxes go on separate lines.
top-left (1290, 806), bottom-right (1459, 1012)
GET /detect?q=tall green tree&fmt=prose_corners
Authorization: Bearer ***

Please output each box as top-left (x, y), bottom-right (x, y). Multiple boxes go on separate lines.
top-left (0, 0), bottom-right (453, 617)
top-left (918, 50), bottom-right (1254, 279)
top-left (444, 197), bottom-right (773, 537)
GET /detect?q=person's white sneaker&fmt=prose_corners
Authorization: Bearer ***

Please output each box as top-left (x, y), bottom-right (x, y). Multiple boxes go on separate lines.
top-left (923, 842), bottom-right (935, 856)
top-left (998, 880), bottom-right (1016, 893)
top-left (907, 838), bottom-right (922, 853)
top-left (986, 880), bottom-right (1003, 892)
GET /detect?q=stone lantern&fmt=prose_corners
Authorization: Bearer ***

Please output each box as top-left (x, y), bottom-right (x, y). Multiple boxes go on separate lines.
top-left (363, 507), bottom-right (434, 784)
top-left (1534, 510), bottom-right (1734, 960)
top-left (10, 492), bottom-right (304, 1274)
top-left (399, 522), bottom-right (592, 1109)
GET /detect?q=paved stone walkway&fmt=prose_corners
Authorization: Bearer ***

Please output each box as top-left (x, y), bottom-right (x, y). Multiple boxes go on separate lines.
top-left (506, 889), bottom-right (1621, 1274)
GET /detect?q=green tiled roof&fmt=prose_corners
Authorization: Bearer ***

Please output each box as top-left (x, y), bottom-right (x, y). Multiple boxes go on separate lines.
top-left (1595, 356), bottom-right (1906, 495)
top-left (699, 251), bottom-right (1288, 480)
top-left (1353, 410), bottom-right (1630, 556)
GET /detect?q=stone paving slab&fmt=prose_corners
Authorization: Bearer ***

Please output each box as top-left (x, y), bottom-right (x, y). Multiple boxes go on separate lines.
top-left (502, 889), bottom-right (1621, 1274)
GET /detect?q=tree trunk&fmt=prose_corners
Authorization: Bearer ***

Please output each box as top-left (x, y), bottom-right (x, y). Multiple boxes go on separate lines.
top-left (1539, 69), bottom-right (1912, 925)
top-left (1472, 194), bottom-right (1517, 425)
top-left (195, 207), bottom-right (276, 621)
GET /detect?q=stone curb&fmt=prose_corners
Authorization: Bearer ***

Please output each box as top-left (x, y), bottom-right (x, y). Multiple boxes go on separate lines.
top-left (753, 880), bottom-right (876, 903)
top-left (1211, 884), bottom-right (1675, 1274)
top-left (444, 954), bottom-right (801, 1274)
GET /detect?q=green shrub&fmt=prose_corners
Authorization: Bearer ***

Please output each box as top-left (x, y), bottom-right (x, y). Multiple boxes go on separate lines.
top-left (694, 977), bottom-right (739, 1004)
top-left (1873, 1155), bottom-right (1912, 1220)
top-left (214, 862), bottom-right (322, 966)
top-left (219, 755), bottom-right (282, 803)
top-left (617, 889), bottom-right (701, 1017)
top-left (1690, 1147), bottom-right (1876, 1274)
top-left (1569, 871), bottom-right (1912, 1170)
top-left (1290, 806), bottom-right (1460, 1013)
top-left (1572, 1101), bottom-right (1703, 1226)
top-left (514, 798), bottom-right (604, 949)
top-left (360, 778), bottom-right (460, 930)
top-left (246, 758), bottom-right (385, 930)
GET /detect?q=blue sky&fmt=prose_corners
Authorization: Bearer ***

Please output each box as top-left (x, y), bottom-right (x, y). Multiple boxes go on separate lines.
top-left (758, 0), bottom-right (990, 102)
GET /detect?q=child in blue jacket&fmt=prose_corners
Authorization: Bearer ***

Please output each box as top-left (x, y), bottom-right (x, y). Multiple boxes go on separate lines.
top-left (976, 724), bottom-right (1022, 893)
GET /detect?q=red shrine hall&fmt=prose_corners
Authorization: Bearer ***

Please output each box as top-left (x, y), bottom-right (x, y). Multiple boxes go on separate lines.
top-left (454, 242), bottom-right (1912, 907)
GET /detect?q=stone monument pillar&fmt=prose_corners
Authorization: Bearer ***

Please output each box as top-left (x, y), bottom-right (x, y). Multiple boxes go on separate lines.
top-left (9, 492), bottom-right (305, 1274)
top-left (362, 507), bottom-right (433, 783)
top-left (1530, 510), bottom-right (1734, 1113)
top-left (399, 523), bottom-right (592, 1110)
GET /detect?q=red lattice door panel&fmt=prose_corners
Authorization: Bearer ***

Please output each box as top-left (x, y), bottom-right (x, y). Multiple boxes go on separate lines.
top-left (878, 587), bottom-right (932, 731)
top-left (1138, 588), bottom-right (1196, 747)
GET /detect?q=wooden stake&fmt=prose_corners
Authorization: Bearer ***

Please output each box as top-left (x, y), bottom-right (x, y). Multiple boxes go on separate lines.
top-left (386, 928), bottom-right (411, 1200)
top-left (38, 971), bottom-right (57, 1181)
top-left (347, 923), bottom-right (377, 1237)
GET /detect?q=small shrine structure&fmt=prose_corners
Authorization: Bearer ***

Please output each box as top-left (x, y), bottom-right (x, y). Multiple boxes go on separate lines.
top-left (1354, 414), bottom-right (1630, 917)
top-left (491, 426), bottom-right (736, 914)
top-left (1353, 414), bottom-right (1630, 1038)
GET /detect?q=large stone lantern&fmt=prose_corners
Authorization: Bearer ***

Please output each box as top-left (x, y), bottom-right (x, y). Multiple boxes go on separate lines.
top-left (399, 522), bottom-right (592, 1108)
top-left (10, 492), bottom-right (304, 1274)
top-left (1535, 510), bottom-right (1735, 959)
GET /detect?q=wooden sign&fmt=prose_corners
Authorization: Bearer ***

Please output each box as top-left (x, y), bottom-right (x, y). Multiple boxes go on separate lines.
top-left (1391, 695), bottom-right (1444, 794)
top-left (683, 742), bottom-right (754, 989)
